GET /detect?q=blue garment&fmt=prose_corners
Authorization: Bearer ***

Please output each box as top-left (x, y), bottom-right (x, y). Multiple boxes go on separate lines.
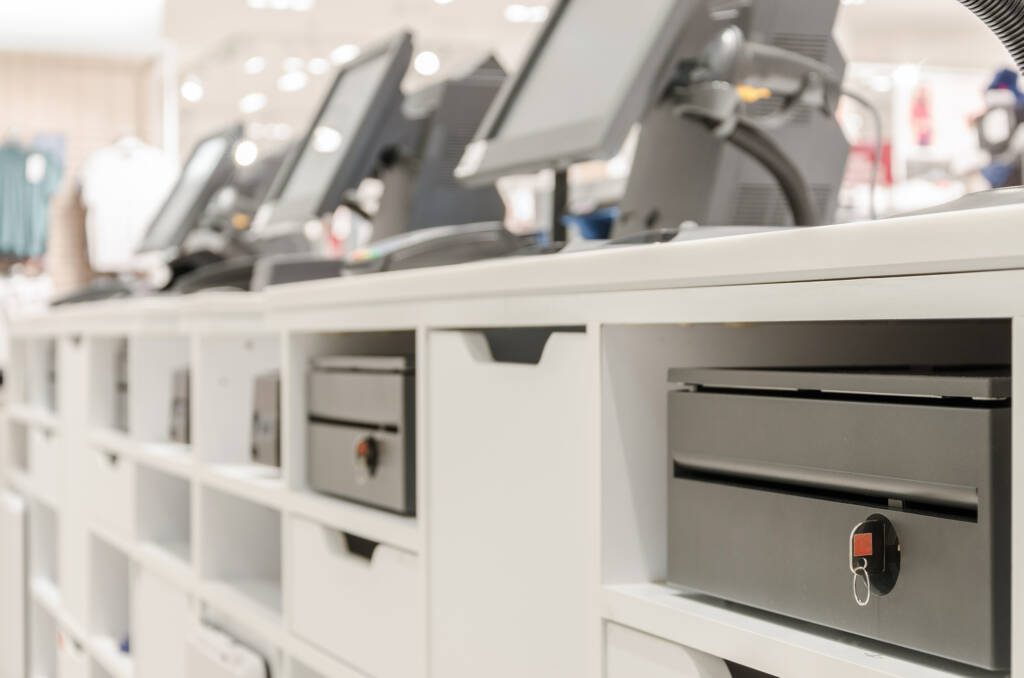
top-left (0, 141), bottom-right (62, 258)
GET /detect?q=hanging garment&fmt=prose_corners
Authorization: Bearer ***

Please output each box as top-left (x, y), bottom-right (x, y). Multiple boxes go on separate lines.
top-left (0, 141), bottom-right (62, 259)
top-left (79, 136), bottom-right (177, 273)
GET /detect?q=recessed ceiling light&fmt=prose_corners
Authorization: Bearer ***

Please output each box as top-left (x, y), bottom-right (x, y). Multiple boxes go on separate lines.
top-left (234, 140), bottom-right (259, 167)
top-left (307, 57), bottom-right (330, 75)
top-left (239, 92), bottom-right (268, 115)
top-left (180, 75), bottom-right (204, 103)
top-left (330, 43), bottom-right (361, 65)
top-left (277, 71), bottom-right (309, 92)
top-left (504, 3), bottom-right (549, 23)
top-left (247, 0), bottom-right (315, 10)
top-left (434, 0), bottom-right (454, 4)
top-left (312, 126), bottom-right (343, 154)
top-left (244, 56), bottom-right (266, 75)
top-left (414, 51), bottom-right (441, 76)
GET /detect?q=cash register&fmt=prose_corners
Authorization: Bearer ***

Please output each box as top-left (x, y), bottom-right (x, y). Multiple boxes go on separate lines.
top-left (173, 31), bottom-right (514, 293)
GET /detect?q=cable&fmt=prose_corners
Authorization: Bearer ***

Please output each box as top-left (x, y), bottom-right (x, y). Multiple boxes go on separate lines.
top-left (841, 88), bottom-right (883, 220)
top-left (958, 0), bottom-right (1024, 75)
top-left (692, 115), bottom-right (820, 226)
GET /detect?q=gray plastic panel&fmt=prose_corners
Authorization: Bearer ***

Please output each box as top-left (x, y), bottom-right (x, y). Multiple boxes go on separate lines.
top-left (308, 364), bottom-right (410, 425)
top-left (308, 421), bottom-right (412, 514)
top-left (670, 367), bottom-right (1011, 399)
top-left (667, 369), bottom-right (1011, 669)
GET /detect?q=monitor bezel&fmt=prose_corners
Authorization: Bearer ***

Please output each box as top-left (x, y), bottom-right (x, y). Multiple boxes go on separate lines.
top-left (456, 0), bottom-right (698, 186)
top-left (255, 31), bottom-right (414, 234)
top-left (136, 122), bottom-right (244, 254)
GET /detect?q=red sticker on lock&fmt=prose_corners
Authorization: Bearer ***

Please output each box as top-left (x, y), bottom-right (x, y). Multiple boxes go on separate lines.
top-left (853, 532), bottom-right (874, 558)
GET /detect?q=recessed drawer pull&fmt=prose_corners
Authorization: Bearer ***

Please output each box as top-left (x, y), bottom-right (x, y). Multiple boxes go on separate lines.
top-left (342, 531), bottom-right (379, 561)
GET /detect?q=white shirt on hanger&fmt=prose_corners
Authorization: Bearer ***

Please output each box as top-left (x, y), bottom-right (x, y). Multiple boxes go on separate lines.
top-left (80, 136), bottom-right (177, 273)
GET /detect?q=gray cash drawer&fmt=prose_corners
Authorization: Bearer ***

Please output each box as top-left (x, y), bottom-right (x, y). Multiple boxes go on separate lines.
top-left (307, 355), bottom-right (415, 515)
top-left (667, 367), bottom-right (1011, 670)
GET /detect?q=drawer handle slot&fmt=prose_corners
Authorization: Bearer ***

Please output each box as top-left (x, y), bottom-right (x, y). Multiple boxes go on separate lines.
top-left (478, 327), bottom-right (584, 365)
top-left (343, 532), bottom-right (380, 561)
top-left (674, 460), bottom-right (978, 522)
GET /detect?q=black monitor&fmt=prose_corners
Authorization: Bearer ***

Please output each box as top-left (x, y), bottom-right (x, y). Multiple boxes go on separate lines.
top-left (457, 0), bottom-right (850, 236)
top-left (250, 32), bottom-right (413, 242)
top-left (456, 0), bottom-right (696, 185)
top-left (137, 123), bottom-right (243, 254)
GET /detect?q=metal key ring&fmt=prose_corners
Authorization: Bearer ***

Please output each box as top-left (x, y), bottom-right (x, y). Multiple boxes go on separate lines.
top-left (851, 562), bottom-right (871, 606)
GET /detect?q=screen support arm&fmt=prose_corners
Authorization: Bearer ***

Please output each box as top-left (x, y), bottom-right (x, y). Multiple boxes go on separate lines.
top-left (552, 168), bottom-right (569, 243)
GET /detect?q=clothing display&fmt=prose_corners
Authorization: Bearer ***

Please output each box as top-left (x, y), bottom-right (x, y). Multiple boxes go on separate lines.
top-left (0, 139), bottom-right (63, 260)
top-left (79, 136), bottom-right (176, 273)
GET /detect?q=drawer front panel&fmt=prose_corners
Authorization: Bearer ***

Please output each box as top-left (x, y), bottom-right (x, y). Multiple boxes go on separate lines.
top-left (289, 517), bottom-right (423, 678)
top-left (308, 369), bottom-right (409, 424)
top-left (308, 422), bottom-right (412, 514)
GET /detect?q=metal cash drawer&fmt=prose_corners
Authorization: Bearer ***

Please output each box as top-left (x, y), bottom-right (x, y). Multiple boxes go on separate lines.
top-left (667, 367), bottom-right (1011, 670)
top-left (307, 355), bottom-right (415, 515)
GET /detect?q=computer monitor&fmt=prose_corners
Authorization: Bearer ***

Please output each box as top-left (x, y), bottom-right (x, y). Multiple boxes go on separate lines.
top-left (251, 31), bottom-right (413, 241)
top-left (455, 0), bottom-right (698, 185)
top-left (457, 0), bottom-right (849, 236)
top-left (136, 123), bottom-right (243, 253)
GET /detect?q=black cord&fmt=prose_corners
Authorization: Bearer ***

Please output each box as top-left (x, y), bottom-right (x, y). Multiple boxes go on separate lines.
top-left (692, 116), bottom-right (819, 226)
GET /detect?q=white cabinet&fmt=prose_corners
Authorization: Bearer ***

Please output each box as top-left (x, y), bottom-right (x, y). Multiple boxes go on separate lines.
top-left (427, 328), bottom-right (594, 678)
top-left (55, 630), bottom-right (89, 678)
top-left (0, 491), bottom-right (25, 678)
top-left (606, 623), bottom-right (731, 678)
top-left (85, 448), bottom-right (132, 538)
top-left (132, 568), bottom-right (191, 678)
top-left (289, 516), bottom-right (422, 678)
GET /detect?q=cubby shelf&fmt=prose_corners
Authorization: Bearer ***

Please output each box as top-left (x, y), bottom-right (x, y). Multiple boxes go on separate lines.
top-left (602, 584), bottom-right (988, 678)
top-left (7, 404), bottom-right (59, 432)
top-left (199, 464), bottom-right (285, 509)
top-left (89, 635), bottom-right (134, 678)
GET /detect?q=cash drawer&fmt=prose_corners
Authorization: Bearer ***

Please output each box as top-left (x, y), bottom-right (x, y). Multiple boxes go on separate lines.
top-left (667, 367), bottom-right (1011, 670)
top-left (307, 355), bottom-right (414, 515)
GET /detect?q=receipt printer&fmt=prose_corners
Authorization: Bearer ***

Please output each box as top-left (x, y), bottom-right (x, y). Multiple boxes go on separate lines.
top-left (667, 367), bottom-right (1011, 670)
top-left (307, 355), bottom-right (415, 515)
top-left (251, 371), bottom-right (280, 467)
top-left (169, 368), bottom-right (190, 444)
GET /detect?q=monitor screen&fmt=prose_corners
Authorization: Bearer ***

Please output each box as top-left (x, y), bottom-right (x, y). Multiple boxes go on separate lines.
top-left (253, 32), bottom-right (412, 233)
top-left (137, 125), bottom-right (241, 253)
top-left (456, 0), bottom-right (697, 185)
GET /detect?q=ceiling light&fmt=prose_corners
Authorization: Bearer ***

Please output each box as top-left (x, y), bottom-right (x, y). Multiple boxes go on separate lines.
top-left (312, 126), bottom-right (343, 154)
top-left (504, 3), bottom-right (549, 23)
top-left (244, 56), bottom-right (266, 75)
top-left (414, 51), bottom-right (441, 76)
top-left (234, 140), bottom-right (259, 167)
top-left (277, 71), bottom-right (309, 92)
top-left (434, 0), bottom-right (454, 4)
top-left (239, 92), bottom-right (268, 115)
top-left (271, 123), bottom-right (293, 140)
top-left (330, 43), bottom-right (361, 65)
top-left (180, 75), bottom-right (204, 103)
top-left (307, 57), bottom-right (329, 75)
top-left (247, 0), bottom-right (315, 10)
top-left (840, 0), bottom-right (866, 5)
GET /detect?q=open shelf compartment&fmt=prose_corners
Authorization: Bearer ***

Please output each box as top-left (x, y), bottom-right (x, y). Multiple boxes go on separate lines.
top-left (136, 466), bottom-right (191, 566)
top-left (88, 535), bottom-right (133, 669)
top-left (199, 487), bottom-right (282, 618)
top-left (599, 319), bottom-right (1011, 677)
top-left (193, 334), bottom-right (282, 484)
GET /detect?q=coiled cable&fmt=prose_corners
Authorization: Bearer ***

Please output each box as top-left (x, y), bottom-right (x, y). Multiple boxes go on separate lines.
top-left (959, 0), bottom-right (1024, 74)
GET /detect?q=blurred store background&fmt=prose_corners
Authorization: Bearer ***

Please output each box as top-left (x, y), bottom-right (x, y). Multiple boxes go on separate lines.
top-left (0, 0), bottom-right (1013, 303)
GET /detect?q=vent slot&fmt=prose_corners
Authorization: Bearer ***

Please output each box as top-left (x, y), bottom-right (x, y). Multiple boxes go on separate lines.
top-left (674, 462), bottom-right (979, 522)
